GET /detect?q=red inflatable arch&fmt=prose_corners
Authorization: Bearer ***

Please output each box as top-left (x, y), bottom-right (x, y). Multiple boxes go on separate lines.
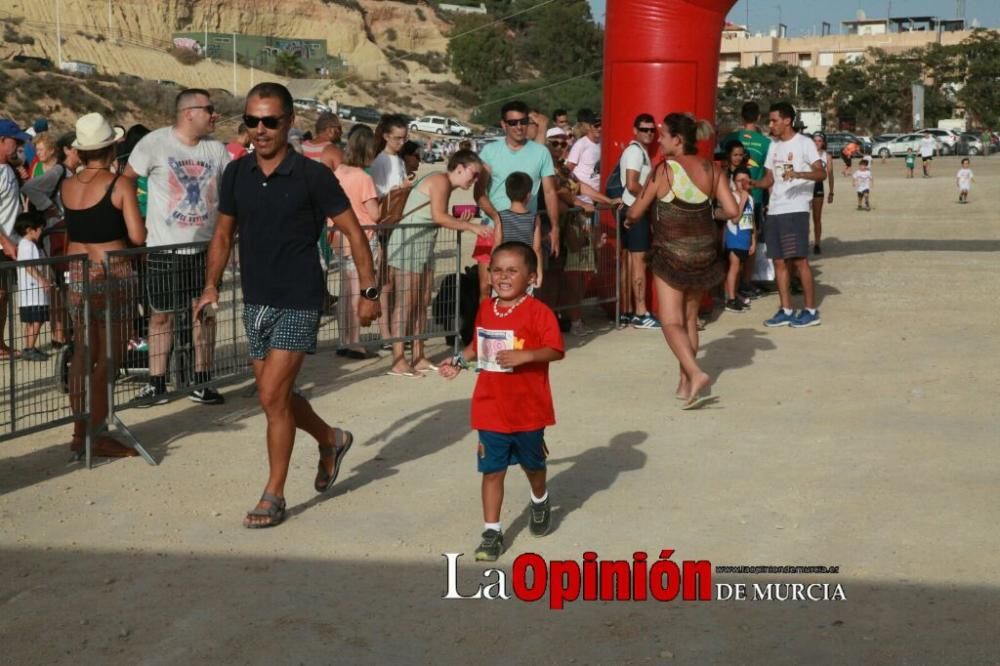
top-left (598, 0), bottom-right (738, 315)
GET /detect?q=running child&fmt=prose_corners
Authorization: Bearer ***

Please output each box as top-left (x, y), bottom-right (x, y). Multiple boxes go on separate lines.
top-left (853, 158), bottom-right (873, 211)
top-left (439, 241), bottom-right (564, 562)
top-left (956, 158), bottom-right (975, 204)
top-left (904, 147), bottom-right (916, 179)
top-left (494, 172), bottom-right (544, 287)
top-left (14, 212), bottom-right (52, 361)
top-left (723, 167), bottom-right (756, 313)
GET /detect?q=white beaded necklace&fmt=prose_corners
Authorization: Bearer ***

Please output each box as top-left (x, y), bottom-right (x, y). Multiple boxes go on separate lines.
top-left (492, 294), bottom-right (528, 318)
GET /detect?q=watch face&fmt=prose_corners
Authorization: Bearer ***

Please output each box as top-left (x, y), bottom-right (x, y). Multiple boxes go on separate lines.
top-left (361, 287), bottom-right (379, 299)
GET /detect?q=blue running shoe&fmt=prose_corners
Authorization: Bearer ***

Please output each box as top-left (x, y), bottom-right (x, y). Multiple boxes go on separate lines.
top-left (764, 309), bottom-right (795, 327)
top-left (633, 313), bottom-right (662, 329)
top-left (790, 309), bottom-right (822, 328)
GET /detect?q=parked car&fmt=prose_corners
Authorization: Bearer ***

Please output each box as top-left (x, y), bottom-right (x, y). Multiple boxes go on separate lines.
top-left (293, 98), bottom-right (331, 114)
top-left (825, 132), bottom-right (870, 157)
top-left (917, 128), bottom-right (960, 155)
top-left (873, 133), bottom-right (937, 158)
top-left (338, 105), bottom-right (382, 124)
top-left (956, 132), bottom-right (984, 156)
top-left (409, 115), bottom-right (472, 137)
top-left (12, 55), bottom-right (54, 69)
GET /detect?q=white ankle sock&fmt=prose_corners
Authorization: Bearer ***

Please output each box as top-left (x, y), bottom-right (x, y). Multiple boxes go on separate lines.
top-left (531, 491), bottom-right (548, 504)
top-left (807, 308), bottom-right (817, 315)
top-left (783, 308), bottom-right (793, 315)
top-left (484, 522), bottom-right (501, 533)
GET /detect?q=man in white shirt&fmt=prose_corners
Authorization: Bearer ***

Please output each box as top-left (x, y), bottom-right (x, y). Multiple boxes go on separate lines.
top-left (919, 134), bottom-right (936, 177)
top-left (125, 89), bottom-right (231, 405)
top-left (0, 119), bottom-right (31, 360)
top-left (755, 103), bottom-right (826, 329)
top-left (617, 113), bottom-right (657, 329)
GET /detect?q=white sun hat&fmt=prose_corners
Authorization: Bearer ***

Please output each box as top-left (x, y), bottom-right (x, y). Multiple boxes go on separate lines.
top-left (71, 112), bottom-right (125, 150)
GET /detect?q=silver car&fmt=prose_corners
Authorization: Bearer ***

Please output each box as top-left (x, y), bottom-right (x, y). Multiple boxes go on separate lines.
top-left (874, 133), bottom-right (939, 158)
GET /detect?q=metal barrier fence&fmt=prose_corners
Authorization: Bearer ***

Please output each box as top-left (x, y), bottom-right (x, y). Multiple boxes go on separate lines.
top-left (537, 207), bottom-right (620, 326)
top-left (0, 253), bottom-right (91, 450)
top-left (0, 225), bottom-right (465, 464)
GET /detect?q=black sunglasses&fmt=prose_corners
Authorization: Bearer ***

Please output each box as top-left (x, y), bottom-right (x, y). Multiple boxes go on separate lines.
top-left (184, 105), bottom-right (216, 115)
top-left (243, 114), bottom-right (285, 130)
top-left (547, 139), bottom-right (567, 147)
top-left (504, 118), bottom-right (532, 127)
top-left (636, 127), bottom-right (656, 133)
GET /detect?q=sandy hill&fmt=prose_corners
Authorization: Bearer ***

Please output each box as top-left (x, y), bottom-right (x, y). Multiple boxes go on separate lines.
top-left (0, 0), bottom-right (470, 121)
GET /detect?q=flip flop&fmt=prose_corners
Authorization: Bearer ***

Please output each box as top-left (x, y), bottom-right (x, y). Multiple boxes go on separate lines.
top-left (385, 370), bottom-right (422, 378)
top-left (417, 364), bottom-right (439, 373)
top-left (681, 395), bottom-right (716, 411)
top-left (315, 429), bottom-right (353, 493)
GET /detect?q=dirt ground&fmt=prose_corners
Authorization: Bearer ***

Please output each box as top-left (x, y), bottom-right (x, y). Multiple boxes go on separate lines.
top-left (1, 154), bottom-right (999, 665)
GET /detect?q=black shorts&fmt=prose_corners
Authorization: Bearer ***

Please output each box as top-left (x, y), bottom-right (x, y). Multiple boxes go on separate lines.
top-left (20, 305), bottom-right (50, 323)
top-left (764, 212), bottom-right (809, 260)
top-left (842, 155), bottom-right (853, 168)
top-left (146, 251), bottom-right (207, 314)
top-left (922, 156), bottom-right (933, 163)
top-left (618, 205), bottom-right (651, 252)
top-left (814, 180), bottom-right (825, 198)
top-left (727, 248), bottom-right (749, 262)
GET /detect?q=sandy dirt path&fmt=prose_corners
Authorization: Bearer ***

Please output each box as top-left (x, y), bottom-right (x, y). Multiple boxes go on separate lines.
top-left (1, 155), bottom-right (999, 664)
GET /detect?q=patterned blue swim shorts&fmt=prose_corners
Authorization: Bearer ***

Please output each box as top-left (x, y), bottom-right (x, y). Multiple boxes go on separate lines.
top-left (243, 304), bottom-right (321, 360)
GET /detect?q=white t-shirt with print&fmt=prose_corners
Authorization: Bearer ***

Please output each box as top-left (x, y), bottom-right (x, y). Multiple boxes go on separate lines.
top-left (618, 141), bottom-right (651, 207)
top-left (17, 238), bottom-right (48, 307)
top-left (127, 127), bottom-right (230, 248)
top-left (764, 132), bottom-right (822, 215)
top-left (568, 135), bottom-right (601, 199)
top-left (853, 169), bottom-right (873, 193)
top-left (956, 167), bottom-right (974, 190)
top-left (0, 164), bottom-right (21, 245)
top-left (919, 135), bottom-right (936, 158)
top-left (371, 152), bottom-right (407, 197)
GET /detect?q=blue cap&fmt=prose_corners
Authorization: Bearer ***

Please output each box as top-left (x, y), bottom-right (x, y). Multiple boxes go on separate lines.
top-left (33, 119), bottom-right (49, 132)
top-left (0, 119), bottom-right (31, 142)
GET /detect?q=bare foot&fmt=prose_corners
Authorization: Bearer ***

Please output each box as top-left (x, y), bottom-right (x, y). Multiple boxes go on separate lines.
top-left (687, 371), bottom-right (711, 402)
top-left (676, 376), bottom-right (690, 400)
top-left (389, 359), bottom-right (418, 376)
top-left (412, 357), bottom-right (438, 373)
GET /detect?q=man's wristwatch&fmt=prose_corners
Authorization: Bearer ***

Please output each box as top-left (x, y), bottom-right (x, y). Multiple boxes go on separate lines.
top-left (360, 286), bottom-right (380, 301)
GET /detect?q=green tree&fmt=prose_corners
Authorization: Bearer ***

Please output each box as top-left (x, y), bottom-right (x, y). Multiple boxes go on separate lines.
top-left (717, 62), bottom-right (824, 126)
top-left (471, 74), bottom-right (602, 126)
top-left (954, 29), bottom-right (1000, 128)
top-left (514, 0), bottom-right (603, 79)
top-left (273, 51), bottom-right (306, 78)
top-left (447, 15), bottom-right (513, 92)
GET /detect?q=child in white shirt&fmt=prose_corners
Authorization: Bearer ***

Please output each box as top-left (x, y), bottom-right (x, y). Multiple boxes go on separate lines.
top-left (852, 158), bottom-right (873, 211)
top-left (14, 213), bottom-right (52, 361)
top-left (956, 158), bottom-right (975, 204)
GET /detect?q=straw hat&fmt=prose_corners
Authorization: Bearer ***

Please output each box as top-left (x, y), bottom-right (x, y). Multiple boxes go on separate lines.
top-left (71, 113), bottom-right (124, 150)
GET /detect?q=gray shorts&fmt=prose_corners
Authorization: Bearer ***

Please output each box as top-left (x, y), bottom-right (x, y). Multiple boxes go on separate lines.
top-left (764, 212), bottom-right (810, 260)
top-left (243, 304), bottom-right (320, 360)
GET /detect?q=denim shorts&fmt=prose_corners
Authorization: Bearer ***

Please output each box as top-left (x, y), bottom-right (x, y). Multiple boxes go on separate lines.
top-left (243, 304), bottom-right (320, 360)
top-left (477, 429), bottom-right (548, 474)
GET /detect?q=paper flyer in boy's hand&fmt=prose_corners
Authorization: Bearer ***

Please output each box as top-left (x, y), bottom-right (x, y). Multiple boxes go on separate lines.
top-left (476, 328), bottom-right (515, 373)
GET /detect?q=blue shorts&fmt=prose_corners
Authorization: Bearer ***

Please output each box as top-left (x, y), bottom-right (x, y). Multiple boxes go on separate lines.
top-left (243, 304), bottom-right (320, 360)
top-left (618, 205), bottom-right (651, 252)
top-left (477, 429), bottom-right (548, 474)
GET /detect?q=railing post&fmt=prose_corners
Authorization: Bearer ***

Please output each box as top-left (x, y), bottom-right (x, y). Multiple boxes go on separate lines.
top-left (7, 264), bottom-right (17, 437)
top-left (453, 229), bottom-right (462, 355)
top-left (82, 258), bottom-right (92, 468)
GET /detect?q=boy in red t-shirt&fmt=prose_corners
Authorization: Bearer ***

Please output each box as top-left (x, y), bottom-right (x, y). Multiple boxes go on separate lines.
top-left (439, 241), bottom-right (565, 561)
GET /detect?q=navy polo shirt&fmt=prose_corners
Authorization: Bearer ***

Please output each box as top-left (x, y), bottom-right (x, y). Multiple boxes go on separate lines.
top-left (219, 150), bottom-right (349, 310)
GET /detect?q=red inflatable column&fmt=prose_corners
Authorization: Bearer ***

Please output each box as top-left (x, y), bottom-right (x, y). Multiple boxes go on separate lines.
top-left (601, 0), bottom-right (737, 316)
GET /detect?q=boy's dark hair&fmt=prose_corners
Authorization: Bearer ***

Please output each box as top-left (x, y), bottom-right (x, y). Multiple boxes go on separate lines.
top-left (732, 166), bottom-right (751, 178)
top-left (552, 108), bottom-right (568, 119)
top-left (504, 171), bottom-right (533, 204)
top-left (961, 158), bottom-right (970, 164)
top-left (500, 101), bottom-right (529, 120)
top-left (492, 241), bottom-right (537, 275)
top-left (741, 102), bottom-right (761, 123)
top-left (246, 82), bottom-right (294, 116)
top-left (14, 211), bottom-right (45, 237)
top-left (769, 101), bottom-right (796, 122)
top-left (401, 140), bottom-right (421, 158)
top-left (633, 113), bottom-right (655, 128)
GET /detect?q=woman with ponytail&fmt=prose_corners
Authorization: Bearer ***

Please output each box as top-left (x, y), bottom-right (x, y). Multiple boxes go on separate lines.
top-left (626, 113), bottom-right (739, 409)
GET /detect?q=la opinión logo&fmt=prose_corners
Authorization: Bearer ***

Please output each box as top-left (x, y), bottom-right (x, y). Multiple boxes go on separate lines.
top-left (442, 550), bottom-right (712, 610)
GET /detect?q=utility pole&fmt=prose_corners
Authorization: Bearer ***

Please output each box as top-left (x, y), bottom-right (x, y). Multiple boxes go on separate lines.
top-left (232, 33), bottom-right (237, 96)
top-left (55, 0), bottom-right (63, 68)
top-left (204, 17), bottom-right (208, 54)
top-left (107, 0), bottom-right (113, 41)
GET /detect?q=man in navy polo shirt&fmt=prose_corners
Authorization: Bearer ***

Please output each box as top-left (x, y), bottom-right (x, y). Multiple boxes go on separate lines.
top-left (196, 83), bottom-right (379, 528)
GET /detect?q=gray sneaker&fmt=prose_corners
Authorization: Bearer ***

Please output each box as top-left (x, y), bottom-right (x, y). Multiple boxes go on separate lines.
top-left (474, 529), bottom-right (504, 562)
top-left (528, 497), bottom-right (551, 537)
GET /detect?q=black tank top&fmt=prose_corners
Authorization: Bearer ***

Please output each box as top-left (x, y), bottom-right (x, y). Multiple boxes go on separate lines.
top-left (64, 174), bottom-right (129, 243)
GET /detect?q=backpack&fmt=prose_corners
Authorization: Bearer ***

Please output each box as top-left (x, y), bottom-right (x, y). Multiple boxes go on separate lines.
top-left (605, 141), bottom-right (649, 199)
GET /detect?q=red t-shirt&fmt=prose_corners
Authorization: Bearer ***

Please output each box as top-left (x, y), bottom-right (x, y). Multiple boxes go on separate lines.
top-left (226, 141), bottom-right (248, 161)
top-left (470, 296), bottom-right (564, 432)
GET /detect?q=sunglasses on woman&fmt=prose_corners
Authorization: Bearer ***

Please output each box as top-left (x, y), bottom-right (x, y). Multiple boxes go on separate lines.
top-left (243, 114), bottom-right (286, 130)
